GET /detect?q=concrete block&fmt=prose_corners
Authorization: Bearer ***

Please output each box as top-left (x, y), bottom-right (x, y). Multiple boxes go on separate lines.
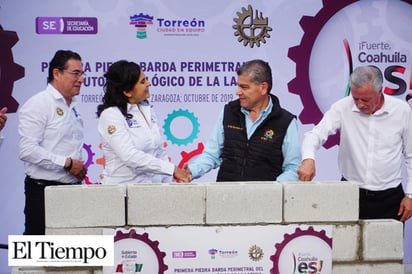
top-left (127, 183), bottom-right (206, 225)
top-left (45, 227), bottom-right (104, 235)
top-left (206, 182), bottom-right (282, 224)
top-left (405, 264), bottom-right (412, 274)
top-left (45, 185), bottom-right (125, 228)
top-left (361, 219), bottom-right (404, 261)
top-left (332, 224), bottom-right (360, 262)
top-left (283, 182), bottom-right (359, 223)
top-left (332, 263), bottom-right (404, 274)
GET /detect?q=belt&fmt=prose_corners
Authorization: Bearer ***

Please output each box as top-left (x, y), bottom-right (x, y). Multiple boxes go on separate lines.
top-left (341, 176), bottom-right (403, 197)
top-left (26, 176), bottom-right (81, 186)
top-left (359, 183), bottom-right (403, 197)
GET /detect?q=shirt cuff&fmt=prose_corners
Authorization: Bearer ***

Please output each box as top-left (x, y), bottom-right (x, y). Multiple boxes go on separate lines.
top-left (164, 161), bottom-right (175, 176)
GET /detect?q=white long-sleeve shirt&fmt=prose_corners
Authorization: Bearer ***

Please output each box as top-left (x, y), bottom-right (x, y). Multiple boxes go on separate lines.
top-left (18, 84), bottom-right (84, 183)
top-left (302, 94), bottom-right (412, 194)
top-left (98, 101), bottom-right (174, 184)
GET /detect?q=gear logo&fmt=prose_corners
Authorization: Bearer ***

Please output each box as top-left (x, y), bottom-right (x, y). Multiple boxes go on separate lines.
top-left (0, 25), bottom-right (25, 113)
top-left (288, 0), bottom-right (412, 148)
top-left (112, 229), bottom-right (168, 273)
top-left (178, 142), bottom-right (204, 169)
top-left (270, 226), bottom-right (332, 274)
top-left (288, 0), bottom-right (358, 148)
top-left (163, 109), bottom-right (200, 146)
top-left (233, 5), bottom-right (272, 48)
top-left (82, 143), bottom-right (102, 185)
top-left (248, 244), bottom-right (264, 262)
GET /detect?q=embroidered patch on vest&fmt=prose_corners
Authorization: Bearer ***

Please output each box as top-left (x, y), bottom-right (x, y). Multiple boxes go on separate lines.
top-left (261, 129), bottom-right (275, 141)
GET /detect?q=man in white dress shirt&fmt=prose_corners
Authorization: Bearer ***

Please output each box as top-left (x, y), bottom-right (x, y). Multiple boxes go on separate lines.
top-left (18, 50), bottom-right (87, 234)
top-left (299, 65), bottom-right (412, 222)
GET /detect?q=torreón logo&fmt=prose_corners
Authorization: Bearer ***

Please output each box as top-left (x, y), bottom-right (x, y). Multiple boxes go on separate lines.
top-left (9, 235), bottom-right (114, 266)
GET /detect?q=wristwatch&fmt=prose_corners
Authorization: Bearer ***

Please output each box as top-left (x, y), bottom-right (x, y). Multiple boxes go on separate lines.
top-left (406, 193), bottom-right (412, 199)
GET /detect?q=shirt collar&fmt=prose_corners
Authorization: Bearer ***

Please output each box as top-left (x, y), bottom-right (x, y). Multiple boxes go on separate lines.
top-left (350, 93), bottom-right (389, 116)
top-left (127, 103), bottom-right (138, 112)
top-left (240, 95), bottom-right (273, 119)
top-left (127, 100), bottom-right (150, 111)
top-left (373, 93), bottom-right (389, 115)
top-left (47, 83), bottom-right (79, 107)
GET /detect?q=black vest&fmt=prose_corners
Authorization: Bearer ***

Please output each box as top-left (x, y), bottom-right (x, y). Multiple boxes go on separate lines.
top-left (216, 95), bottom-right (295, 181)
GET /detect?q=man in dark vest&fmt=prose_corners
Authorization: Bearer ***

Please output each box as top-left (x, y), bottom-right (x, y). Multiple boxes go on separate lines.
top-left (186, 59), bottom-right (301, 182)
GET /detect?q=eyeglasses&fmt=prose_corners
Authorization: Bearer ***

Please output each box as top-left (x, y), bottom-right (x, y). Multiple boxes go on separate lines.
top-left (61, 69), bottom-right (86, 78)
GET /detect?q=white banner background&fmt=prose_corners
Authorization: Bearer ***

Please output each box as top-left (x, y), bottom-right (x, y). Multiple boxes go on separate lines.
top-left (104, 225), bottom-right (332, 274)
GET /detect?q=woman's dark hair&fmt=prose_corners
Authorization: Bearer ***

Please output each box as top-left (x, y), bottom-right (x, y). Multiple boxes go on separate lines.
top-left (48, 50), bottom-right (82, 83)
top-left (96, 60), bottom-right (141, 118)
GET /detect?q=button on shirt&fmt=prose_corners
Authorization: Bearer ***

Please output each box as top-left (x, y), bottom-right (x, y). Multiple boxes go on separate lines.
top-left (98, 101), bottom-right (174, 184)
top-left (189, 96), bottom-right (301, 182)
top-left (18, 84), bottom-right (84, 183)
top-left (301, 94), bottom-right (412, 193)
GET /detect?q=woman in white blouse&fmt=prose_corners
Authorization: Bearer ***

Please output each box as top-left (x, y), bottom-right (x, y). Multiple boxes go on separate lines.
top-left (96, 60), bottom-right (190, 184)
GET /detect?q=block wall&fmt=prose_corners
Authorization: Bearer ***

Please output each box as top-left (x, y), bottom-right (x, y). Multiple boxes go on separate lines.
top-left (12, 181), bottom-right (405, 274)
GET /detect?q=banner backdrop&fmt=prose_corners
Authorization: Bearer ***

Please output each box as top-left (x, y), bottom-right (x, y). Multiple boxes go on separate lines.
top-left (0, 0), bottom-right (411, 272)
top-left (103, 225), bottom-right (332, 274)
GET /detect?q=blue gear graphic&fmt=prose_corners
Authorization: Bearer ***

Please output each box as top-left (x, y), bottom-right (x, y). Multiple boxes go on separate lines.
top-left (0, 27), bottom-right (25, 113)
top-left (163, 109), bottom-right (200, 146)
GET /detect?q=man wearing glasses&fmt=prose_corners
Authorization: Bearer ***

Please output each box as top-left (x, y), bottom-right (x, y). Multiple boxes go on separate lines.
top-left (18, 49), bottom-right (87, 235)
